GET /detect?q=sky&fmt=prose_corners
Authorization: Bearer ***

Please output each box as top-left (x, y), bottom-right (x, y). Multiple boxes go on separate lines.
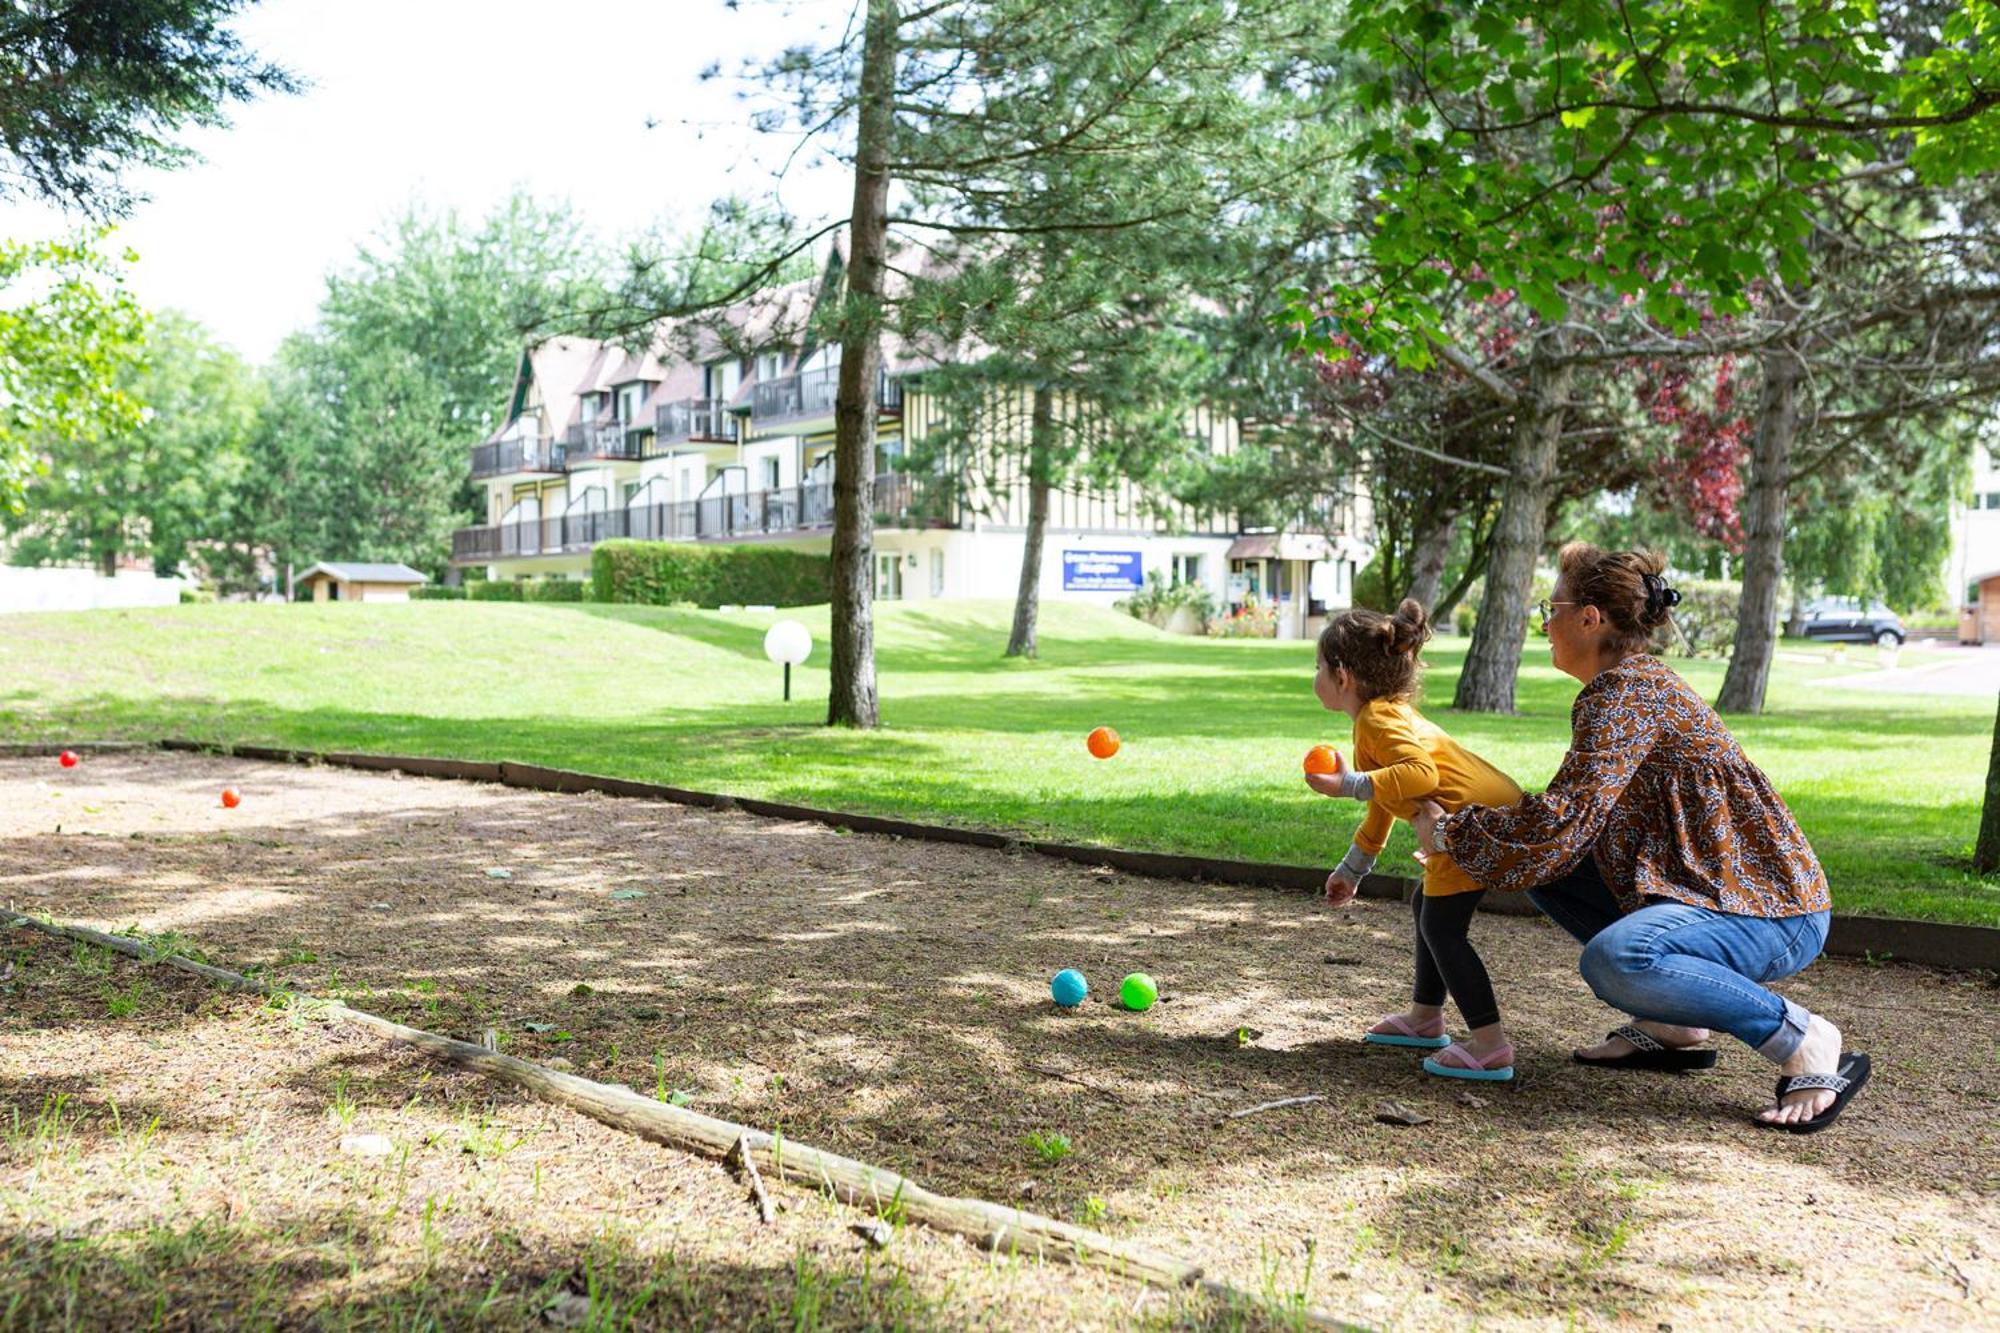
top-left (0, 0), bottom-right (860, 364)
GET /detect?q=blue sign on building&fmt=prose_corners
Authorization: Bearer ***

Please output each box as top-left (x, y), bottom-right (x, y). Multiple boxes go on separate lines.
top-left (1062, 549), bottom-right (1143, 592)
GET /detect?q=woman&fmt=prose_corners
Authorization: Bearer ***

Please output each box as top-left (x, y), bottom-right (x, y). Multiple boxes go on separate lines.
top-left (1410, 543), bottom-right (1868, 1133)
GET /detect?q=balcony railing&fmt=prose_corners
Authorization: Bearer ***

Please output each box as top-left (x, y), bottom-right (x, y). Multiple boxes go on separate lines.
top-left (470, 437), bottom-right (563, 479)
top-left (451, 472), bottom-right (947, 563)
top-left (749, 367), bottom-right (902, 429)
top-left (560, 420), bottom-right (648, 464)
top-left (655, 397), bottom-right (735, 444)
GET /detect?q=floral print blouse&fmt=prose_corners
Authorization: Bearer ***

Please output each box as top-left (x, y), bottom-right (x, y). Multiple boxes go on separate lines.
top-left (1434, 655), bottom-right (1830, 918)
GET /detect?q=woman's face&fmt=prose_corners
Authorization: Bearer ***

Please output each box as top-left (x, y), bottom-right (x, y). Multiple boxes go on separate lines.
top-left (1545, 577), bottom-right (1599, 680)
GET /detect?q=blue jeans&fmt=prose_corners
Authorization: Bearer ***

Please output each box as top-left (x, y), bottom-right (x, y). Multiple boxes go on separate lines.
top-left (1529, 861), bottom-right (1830, 1064)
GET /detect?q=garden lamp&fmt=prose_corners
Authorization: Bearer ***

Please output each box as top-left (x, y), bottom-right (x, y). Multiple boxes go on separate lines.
top-left (763, 619), bottom-right (811, 701)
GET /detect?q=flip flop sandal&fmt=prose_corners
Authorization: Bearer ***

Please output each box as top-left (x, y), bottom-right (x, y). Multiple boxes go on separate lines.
top-left (1363, 1013), bottom-right (1452, 1050)
top-left (1762, 1052), bottom-right (1871, 1135)
top-left (1573, 1023), bottom-right (1720, 1072)
top-left (1422, 1041), bottom-right (1515, 1082)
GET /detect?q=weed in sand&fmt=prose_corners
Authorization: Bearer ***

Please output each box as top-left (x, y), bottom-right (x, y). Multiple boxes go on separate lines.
top-left (69, 939), bottom-right (113, 977)
top-left (101, 977), bottom-right (150, 1019)
top-left (1024, 1130), bottom-right (1072, 1164)
top-left (327, 1072), bottom-right (358, 1128)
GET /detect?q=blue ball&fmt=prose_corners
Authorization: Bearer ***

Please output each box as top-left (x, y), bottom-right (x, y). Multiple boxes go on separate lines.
top-left (1050, 969), bottom-right (1088, 1008)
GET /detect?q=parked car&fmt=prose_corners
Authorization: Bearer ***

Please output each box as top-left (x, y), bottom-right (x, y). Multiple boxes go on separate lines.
top-left (1794, 597), bottom-right (1906, 646)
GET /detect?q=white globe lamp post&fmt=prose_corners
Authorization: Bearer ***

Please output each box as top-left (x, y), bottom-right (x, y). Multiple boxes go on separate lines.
top-left (763, 619), bottom-right (812, 701)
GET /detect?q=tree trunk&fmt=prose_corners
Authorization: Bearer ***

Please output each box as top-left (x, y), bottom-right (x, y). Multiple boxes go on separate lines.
top-left (97, 545), bottom-right (118, 578)
top-left (1978, 693), bottom-right (2000, 873)
top-left (826, 0), bottom-right (897, 730)
top-left (1402, 507), bottom-right (1457, 610)
top-left (1006, 386), bottom-right (1056, 658)
top-left (1716, 342), bottom-right (1801, 714)
top-left (1431, 505), bottom-right (1495, 625)
top-left (1453, 340), bottom-right (1571, 713)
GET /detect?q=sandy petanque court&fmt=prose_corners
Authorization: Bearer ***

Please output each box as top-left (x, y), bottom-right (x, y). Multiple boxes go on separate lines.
top-left (1, 750), bottom-right (1995, 1329)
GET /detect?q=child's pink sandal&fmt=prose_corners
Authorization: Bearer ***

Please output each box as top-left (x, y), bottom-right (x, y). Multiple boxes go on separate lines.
top-left (1364, 1013), bottom-right (1451, 1050)
top-left (1423, 1041), bottom-right (1515, 1081)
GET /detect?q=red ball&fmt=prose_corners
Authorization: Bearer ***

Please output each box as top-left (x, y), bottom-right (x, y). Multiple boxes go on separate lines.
top-left (1086, 726), bottom-right (1120, 759)
top-left (220, 788), bottom-right (241, 809)
top-left (58, 750), bottom-right (78, 768)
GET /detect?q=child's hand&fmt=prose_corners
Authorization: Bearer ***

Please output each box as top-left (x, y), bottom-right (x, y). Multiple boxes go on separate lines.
top-left (1304, 771), bottom-right (1348, 798)
top-left (1324, 869), bottom-right (1360, 907)
top-left (1304, 751), bottom-right (1350, 799)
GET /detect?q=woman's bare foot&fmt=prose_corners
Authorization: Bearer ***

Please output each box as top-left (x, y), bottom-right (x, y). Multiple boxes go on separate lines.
top-left (1574, 1020), bottom-right (1712, 1061)
top-left (1757, 1016), bottom-right (1844, 1126)
top-left (1461, 1021), bottom-right (1511, 1061)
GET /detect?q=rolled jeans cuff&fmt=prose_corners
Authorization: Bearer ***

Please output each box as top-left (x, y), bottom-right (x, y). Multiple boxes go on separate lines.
top-left (1755, 997), bottom-right (1814, 1065)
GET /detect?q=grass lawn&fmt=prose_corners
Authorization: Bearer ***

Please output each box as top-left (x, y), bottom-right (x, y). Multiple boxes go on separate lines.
top-left (1, 598), bottom-right (1992, 926)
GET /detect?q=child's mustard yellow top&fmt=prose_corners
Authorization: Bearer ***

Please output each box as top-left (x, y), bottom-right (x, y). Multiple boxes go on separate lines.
top-left (1352, 698), bottom-right (1522, 896)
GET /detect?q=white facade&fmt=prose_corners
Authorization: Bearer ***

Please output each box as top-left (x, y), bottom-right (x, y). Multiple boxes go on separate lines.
top-left (452, 265), bottom-right (1369, 622)
top-left (0, 567), bottom-right (194, 614)
top-left (1948, 441), bottom-right (2000, 599)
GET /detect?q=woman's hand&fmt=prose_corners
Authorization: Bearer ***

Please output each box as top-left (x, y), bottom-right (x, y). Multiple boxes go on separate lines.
top-left (1324, 869), bottom-right (1360, 907)
top-left (1411, 799), bottom-right (1446, 855)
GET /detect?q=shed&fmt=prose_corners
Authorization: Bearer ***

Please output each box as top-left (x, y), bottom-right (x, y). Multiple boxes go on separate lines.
top-left (1967, 569), bottom-right (2000, 644)
top-left (296, 562), bottom-right (428, 604)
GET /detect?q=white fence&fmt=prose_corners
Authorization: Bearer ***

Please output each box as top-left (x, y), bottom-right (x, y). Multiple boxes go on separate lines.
top-left (0, 567), bottom-right (195, 614)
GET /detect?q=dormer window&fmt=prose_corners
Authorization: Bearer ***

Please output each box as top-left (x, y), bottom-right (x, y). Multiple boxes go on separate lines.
top-left (757, 350), bottom-right (785, 382)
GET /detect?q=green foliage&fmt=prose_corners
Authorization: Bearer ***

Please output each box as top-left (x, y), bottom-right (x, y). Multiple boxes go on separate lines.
top-left (467, 580), bottom-right (523, 602)
top-left (409, 586), bottom-right (466, 601)
top-left (0, 1), bottom-right (295, 218)
top-left (8, 309), bottom-right (263, 579)
top-left (522, 579), bottom-right (586, 604)
top-left (244, 194), bottom-right (613, 578)
top-left (1666, 580), bottom-right (1744, 659)
top-left (0, 235), bottom-right (148, 511)
top-left (591, 541), bottom-right (831, 609)
top-left (1114, 570), bottom-right (1214, 632)
top-left (1789, 447), bottom-right (1964, 612)
top-left (1294, 1), bottom-right (2000, 359)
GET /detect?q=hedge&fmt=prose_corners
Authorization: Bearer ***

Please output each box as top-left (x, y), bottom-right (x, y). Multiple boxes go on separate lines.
top-left (523, 578), bottom-right (586, 603)
top-left (1668, 578), bottom-right (1743, 658)
top-left (411, 586), bottom-right (466, 601)
top-left (467, 580), bottom-right (523, 602)
top-left (592, 540), bottom-right (833, 608)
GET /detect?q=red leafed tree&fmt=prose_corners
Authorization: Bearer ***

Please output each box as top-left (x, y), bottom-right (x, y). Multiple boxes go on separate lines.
top-left (1640, 356), bottom-right (1750, 551)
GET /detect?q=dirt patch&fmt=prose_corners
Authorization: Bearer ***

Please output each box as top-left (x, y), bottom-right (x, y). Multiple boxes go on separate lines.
top-left (3, 752), bottom-right (1997, 1330)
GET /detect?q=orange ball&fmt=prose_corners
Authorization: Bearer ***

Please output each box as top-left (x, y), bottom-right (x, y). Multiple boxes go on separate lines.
top-left (1303, 744), bottom-right (1342, 775)
top-left (220, 787), bottom-right (241, 809)
top-left (1086, 726), bottom-right (1120, 759)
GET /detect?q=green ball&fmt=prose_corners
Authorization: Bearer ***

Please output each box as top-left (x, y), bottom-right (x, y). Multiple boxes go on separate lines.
top-left (1119, 972), bottom-right (1158, 1012)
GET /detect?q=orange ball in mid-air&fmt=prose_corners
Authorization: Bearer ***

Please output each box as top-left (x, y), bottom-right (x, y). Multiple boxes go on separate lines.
top-left (1086, 726), bottom-right (1121, 760)
top-left (1303, 744), bottom-right (1342, 775)
top-left (220, 788), bottom-right (241, 809)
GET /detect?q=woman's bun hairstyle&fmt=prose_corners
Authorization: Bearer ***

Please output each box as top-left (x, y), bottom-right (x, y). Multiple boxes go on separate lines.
top-left (1556, 543), bottom-right (1677, 653)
